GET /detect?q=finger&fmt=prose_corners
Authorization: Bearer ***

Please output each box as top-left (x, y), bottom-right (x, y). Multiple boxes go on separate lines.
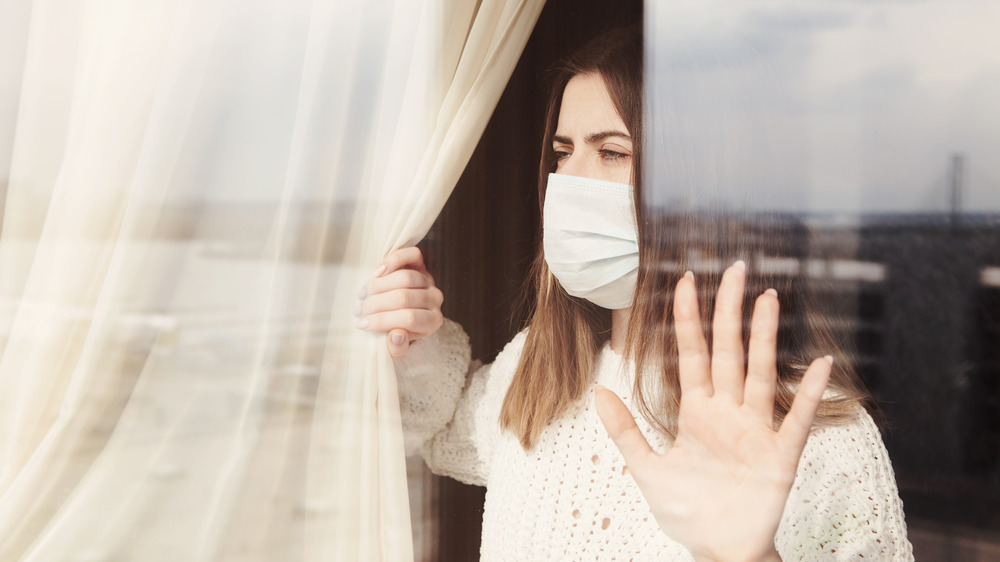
top-left (777, 356), bottom-right (833, 454)
top-left (744, 289), bottom-right (779, 422)
top-left (386, 330), bottom-right (412, 358)
top-left (361, 269), bottom-right (433, 298)
top-left (356, 308), bottom-right (443, 337)
top-left (673, 272), bottom-right (712, 396)
top-left (594, 385), bottom-right (654, 473)
top-left (710, 260), bottom-right (747, 403)
top-left (358, 287), bottom-right (444, 317)
top-left (377, 247), bottom-right (427, 277)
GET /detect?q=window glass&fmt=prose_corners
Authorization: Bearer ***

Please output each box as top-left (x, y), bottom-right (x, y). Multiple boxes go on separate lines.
top-left (645, 1), bottom-right (1000, 559)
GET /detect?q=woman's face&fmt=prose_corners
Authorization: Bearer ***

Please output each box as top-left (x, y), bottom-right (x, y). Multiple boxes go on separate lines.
top-left (552, 72), bottom-right (634, 185)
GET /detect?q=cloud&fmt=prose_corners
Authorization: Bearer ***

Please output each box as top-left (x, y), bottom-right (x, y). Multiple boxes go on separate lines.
top-left (646, 0), bottom-right (1000, 213)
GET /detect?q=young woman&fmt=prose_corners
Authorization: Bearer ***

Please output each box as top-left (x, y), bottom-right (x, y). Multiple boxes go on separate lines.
top-left (355, 28), bottom-right (912, 561)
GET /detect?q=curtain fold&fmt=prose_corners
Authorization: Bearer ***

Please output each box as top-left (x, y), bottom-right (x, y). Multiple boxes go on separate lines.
top-left (0, 0), bottom-right (544, 559)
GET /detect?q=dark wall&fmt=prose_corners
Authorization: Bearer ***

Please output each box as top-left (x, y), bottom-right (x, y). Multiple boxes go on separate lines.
top-left (420, 1), bottom-right (643, 559)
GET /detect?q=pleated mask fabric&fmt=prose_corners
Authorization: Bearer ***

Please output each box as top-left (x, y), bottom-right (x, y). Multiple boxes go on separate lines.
top-left (542, 173), bottom-right (638, 310)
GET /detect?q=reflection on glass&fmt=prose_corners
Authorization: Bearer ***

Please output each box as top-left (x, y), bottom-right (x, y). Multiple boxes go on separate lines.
top-left (647, 1), bottom-right (1000, 559)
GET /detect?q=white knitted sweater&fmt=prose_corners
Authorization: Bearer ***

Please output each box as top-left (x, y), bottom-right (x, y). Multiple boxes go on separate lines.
top-left (395, 320), bottom-right (914, 561)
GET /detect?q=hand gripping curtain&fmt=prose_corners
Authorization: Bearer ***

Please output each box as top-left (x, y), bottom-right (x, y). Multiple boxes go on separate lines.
top-left (0, 0), bottom-right (543, 560)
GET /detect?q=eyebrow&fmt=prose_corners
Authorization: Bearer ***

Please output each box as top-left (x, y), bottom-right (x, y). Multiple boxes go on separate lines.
top-left (552, 130), bottom-right (632, 145)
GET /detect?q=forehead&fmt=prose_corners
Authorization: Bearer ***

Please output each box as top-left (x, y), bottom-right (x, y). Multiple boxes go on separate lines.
top-left (556, 73), bottom-right (628, 137)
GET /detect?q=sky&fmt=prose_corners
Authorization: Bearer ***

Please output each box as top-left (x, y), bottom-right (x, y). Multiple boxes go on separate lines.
top-left (646, 0), bottom-right (1000, 213)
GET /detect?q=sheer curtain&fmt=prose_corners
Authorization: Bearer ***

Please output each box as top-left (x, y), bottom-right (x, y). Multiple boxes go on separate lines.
top-left (0, 0), bottom-right (543, 559)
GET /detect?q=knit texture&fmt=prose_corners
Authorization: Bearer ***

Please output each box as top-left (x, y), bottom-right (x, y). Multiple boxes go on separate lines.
top-left (396, 320), bottom-right (914, 561)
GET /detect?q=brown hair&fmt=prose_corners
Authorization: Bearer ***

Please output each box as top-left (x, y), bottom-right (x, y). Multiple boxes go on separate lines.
top-left (499, 27), bottom-right (868, 450)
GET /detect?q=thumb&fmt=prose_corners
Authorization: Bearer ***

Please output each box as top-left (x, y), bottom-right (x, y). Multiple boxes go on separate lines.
top-left (386, 330), bottom-right (411, 358)
top-left (594, 385), bottom-right (654, 472)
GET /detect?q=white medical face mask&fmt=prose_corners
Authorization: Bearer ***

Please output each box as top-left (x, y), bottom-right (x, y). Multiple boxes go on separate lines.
top-left (542, 173), bottom-right (639, 310)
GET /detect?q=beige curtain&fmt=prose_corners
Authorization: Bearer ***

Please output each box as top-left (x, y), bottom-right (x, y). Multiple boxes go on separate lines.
top-left (0, 0), bottom-right (543, 559)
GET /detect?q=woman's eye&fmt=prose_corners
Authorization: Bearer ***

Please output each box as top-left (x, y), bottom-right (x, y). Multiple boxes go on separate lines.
top-left (600, 149), bottom-right (629, 161)
top-left (554, 150), bottom-right (571, 160)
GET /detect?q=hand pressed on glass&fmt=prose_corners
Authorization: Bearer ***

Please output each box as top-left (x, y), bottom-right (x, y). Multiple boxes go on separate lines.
top-left (594, 262), bottom-right (833, 562)
top-left (355, 247), bottom-right (444, 358)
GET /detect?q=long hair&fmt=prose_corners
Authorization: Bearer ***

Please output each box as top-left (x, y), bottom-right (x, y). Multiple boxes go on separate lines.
top-left (499, 27), bottom-right (868, 450)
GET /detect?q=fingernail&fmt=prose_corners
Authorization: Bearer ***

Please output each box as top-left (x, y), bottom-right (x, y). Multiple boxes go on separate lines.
top-left (824, 355), bottom-right (834, 365)
top-left (684, 270), bottom-right (694, 282)
top-left (355, 318), bottom-right (369, 330)
top-left (733, 259), bottom-right (746, 271)
top-left (765, 288), bottom-right (777, 297)
top-left (374, 264), bottom-right (387, 277)
top-left (357, 287), bottom-right (366, 299)
top-left (391, 332), bottom-right (405, 345)
top-left (353, 303), bottom-right (362, 317)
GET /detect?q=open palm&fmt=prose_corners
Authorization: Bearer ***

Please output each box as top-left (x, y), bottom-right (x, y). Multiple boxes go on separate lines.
top-left (595, 263), bottom-right (832, 562)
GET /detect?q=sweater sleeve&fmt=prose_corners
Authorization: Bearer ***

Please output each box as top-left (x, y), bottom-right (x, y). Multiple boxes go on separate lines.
top-left (416, 330), bottom-right (527, 487)
top-left (393, 318), bottom-right (473, 457)
top-left (393, 319), bottom-right (527, 487)
top-left (775, 407), bottom-right (914, 561)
